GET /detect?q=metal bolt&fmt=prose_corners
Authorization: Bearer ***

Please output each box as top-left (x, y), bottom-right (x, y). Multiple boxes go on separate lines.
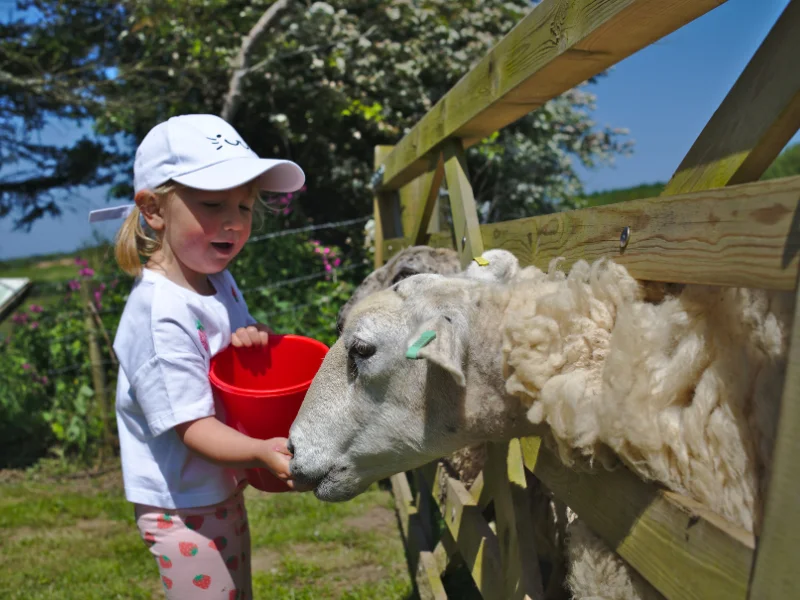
top-left (461, 235), bottom-right (467, 250)
top-left (620, 226), bottom-right (631, 249)
top-left (451, 507), bottom-right (456, 522)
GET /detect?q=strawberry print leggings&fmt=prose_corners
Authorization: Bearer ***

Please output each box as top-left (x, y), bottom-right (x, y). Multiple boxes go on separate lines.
top-left (135, 489), bottom-right (252, 600)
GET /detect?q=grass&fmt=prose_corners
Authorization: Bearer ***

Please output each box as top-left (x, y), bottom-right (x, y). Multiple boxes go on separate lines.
top-left (0, 466), bottom-right (415, 600)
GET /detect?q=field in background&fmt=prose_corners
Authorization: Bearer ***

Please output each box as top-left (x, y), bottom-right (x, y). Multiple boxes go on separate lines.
top-left (581, 142), bottom-right (800, 207)
top-left (0, 465), bottom-right (414, 600)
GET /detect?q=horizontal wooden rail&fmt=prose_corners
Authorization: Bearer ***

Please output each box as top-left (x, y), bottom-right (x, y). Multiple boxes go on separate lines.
top-left (383, 175), bottom-right (800, 290)
top-left (521, 438), bottom-right (755, 600)
top-left (375, 0), bottom-right (727, 192)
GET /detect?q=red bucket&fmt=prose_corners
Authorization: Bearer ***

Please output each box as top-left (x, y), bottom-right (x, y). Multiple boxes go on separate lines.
top-left (209, 334), bottom-right (329, 492)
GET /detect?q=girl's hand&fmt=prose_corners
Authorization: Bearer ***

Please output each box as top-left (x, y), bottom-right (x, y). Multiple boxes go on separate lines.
top-left (231, 323), bottom-right (272, 348)
top-left (257, 437), bottom-right (314, 492)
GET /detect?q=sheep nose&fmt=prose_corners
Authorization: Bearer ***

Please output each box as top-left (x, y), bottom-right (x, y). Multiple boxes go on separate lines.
top-left (286, 437), bottom-right (295, 456)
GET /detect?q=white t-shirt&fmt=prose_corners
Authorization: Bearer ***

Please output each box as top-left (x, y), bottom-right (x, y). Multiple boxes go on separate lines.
top-left (113, 268), bottom-right (257, 509)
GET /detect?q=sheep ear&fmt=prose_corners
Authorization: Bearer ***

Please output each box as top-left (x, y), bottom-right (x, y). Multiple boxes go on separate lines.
top-left (406, 315), bottom-right (467, 387)
top-left (393, 274), bottom-right (443, 299)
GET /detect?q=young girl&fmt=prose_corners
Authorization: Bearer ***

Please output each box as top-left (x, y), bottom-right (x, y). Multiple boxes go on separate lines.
top-left (99, 114), bottom-right (308, 599)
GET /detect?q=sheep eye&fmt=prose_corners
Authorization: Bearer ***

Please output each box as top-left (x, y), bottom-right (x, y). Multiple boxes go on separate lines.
top-left (349, 339), bottom-right (376, 360)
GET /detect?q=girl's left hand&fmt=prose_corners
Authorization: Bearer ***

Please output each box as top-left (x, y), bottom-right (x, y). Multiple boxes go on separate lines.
top-left (231, 323), bottom-right (273, 348)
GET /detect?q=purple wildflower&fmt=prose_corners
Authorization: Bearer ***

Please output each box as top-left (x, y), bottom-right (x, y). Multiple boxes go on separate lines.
top-left (79, 267), bottom-right (95, 278)
top-left (30, 322), bottom-right (39, 330)
top-left (22, 363), bottom-right (31, 371)
top-left (29, 304), bottom-right (43, 313)
top-left (74, 257), bottom-right (88, 268)
top-left (68, 280), bottom-right (81, 291)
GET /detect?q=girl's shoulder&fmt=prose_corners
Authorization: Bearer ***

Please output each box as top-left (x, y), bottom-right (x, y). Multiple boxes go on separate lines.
top-left (115, 271), bottom-right (209, 353)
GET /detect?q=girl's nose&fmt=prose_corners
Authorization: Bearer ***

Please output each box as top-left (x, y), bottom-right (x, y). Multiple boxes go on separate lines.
top-left (223, 206), bottom-right (246, 230)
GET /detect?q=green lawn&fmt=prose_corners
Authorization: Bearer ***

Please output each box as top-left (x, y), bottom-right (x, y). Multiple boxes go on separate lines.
top-left (0, 467), bottom-right (415, 600)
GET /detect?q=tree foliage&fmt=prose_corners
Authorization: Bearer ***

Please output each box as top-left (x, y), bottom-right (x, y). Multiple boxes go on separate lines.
top-left (0, 1), bottom-right (127, 228)
top-left (2, 0), bottom-right (631, 235)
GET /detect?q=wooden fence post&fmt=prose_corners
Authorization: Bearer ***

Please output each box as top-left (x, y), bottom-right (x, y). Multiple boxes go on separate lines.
top-left (372, 146), bottom-right (396, 269)
top-left (402, 152), bottom-right (446, 247)
top-left (372, 145), bottom-right (399, 269)
top-left (80, 284), bottom-right (112, 458)
top-left (485, 441), bottom-right (545, 600)
top-left (442, 139), bottom-right (484, 268)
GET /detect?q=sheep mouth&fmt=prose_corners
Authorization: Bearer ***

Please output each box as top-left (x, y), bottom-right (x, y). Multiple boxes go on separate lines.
top-left (302, 465), bottom-right (368, 503)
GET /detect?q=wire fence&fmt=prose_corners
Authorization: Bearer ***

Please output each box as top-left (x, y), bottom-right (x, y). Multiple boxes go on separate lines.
top-left (3, 214), bottom-right (375, 382)
top-left (248, 216), bottom-right (370, 244)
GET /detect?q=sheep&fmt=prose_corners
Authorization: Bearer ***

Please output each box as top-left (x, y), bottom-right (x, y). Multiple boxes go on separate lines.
top-left (293, 252), bottom-right (790, 598)
top-left (337, 245), bottom-right (461, 335)
top-left (338, 245), bottom-right (519, 487)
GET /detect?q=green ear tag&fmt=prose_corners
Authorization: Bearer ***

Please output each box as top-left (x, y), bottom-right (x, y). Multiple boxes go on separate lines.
top-left (406, 330), bottom-right (437, 359)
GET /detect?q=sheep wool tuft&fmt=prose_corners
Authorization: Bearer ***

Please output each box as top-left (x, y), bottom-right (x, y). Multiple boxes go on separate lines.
top-left (501, 257), bottom-right (791, 533)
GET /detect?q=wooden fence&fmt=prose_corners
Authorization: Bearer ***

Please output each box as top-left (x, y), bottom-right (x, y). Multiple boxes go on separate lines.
top-left (370, 1), bottom-right (800, 598)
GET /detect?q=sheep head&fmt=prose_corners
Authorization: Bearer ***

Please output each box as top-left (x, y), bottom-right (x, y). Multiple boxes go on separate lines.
top-left (336, 246), bottom-right (460, 334)
top-left (289, 271), bottom-right (532, 502)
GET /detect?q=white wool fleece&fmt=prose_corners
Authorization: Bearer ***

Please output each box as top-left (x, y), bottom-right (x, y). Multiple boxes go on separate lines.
top-left (501, 257), bottom-right (791, 534)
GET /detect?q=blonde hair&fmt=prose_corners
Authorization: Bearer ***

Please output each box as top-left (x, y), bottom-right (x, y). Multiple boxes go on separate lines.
top-left (114, 180), bottom-right (265, 277)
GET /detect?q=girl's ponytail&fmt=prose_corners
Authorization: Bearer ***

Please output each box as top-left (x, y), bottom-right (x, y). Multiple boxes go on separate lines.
top-left (115, 206), bottom-right (147, 277)
top-left (114, 194), bottom-right (167, 277)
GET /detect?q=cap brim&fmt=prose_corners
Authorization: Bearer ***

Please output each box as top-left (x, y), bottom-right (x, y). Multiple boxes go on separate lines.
top-left (172, 158), bottom-right (305, 193)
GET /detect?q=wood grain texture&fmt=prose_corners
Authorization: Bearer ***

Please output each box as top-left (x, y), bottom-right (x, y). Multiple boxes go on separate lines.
top-left (485, 441), bottom-right (544, 599)
top-left (416, 551), bottom-right (448, 600)
top-left (662, 0), bottom-right (800, 195)
top-left (377, 0), bottom-right (728, 192)
top-left (748, 282), bottom-right (800, 598)
top-left (390, 472), bottom-right (445, 600)
top-left (384, 176), bottom-right (800, 290)
top-left (520, 438), bottom-right (754, 600)
top-left (443, 139), bottom-right (485, 268)
top-left (418, 461), bottom-right (506, 600)
top-left (400, 152), bottom-right (445, 246)
top-left (372, 145), bottom-right (395, 268)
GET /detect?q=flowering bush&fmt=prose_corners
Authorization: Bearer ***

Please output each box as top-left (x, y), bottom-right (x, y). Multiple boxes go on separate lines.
top-left (231, 230), bottom-right (366, 349)
top-left (1, 224), bottom-right (369, 467)
top-left (0, 249), bottom-right (127, 466)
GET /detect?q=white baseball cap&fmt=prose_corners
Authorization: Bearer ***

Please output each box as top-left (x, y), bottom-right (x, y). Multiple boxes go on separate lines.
top-left (89, 114), bottom-right (305, 223)
top-left (133, 113), bottom-right (305, 194)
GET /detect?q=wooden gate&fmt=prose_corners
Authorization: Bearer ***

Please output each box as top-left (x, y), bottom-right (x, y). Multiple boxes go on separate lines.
top-left (370, 1), bottom-right (800, 598)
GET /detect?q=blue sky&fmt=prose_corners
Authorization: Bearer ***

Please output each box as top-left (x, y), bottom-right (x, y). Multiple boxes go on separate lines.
top-left (1, 0), bottom-right (798, 261)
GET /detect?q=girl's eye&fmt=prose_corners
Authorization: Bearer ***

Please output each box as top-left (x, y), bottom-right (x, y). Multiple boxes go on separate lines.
top-left (202, 202), bottom-right (222, 208)
top-left (240, 205), bottom-right (252, 213)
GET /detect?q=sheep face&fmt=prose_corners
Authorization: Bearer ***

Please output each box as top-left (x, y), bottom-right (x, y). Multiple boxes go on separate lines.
top-left (290, 274), bottom-right (480, 502)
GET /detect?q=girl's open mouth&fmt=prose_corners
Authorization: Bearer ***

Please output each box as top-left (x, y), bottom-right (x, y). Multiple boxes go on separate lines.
top-left (211, 242), bottom-right (234, 253)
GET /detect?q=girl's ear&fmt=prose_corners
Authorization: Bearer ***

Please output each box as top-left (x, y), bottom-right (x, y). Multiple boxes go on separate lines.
top-left (135, 190), bottom-right (165, 232)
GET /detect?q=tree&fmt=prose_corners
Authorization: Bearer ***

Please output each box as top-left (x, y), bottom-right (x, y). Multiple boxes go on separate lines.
top-left (3, 0), bottom-right (631, 238)
top-left (0, 1), bottom-right (126, 229)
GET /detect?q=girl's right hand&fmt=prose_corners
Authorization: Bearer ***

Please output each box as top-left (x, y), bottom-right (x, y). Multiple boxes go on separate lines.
top-left (257, 437), bottom-right (313, 492)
